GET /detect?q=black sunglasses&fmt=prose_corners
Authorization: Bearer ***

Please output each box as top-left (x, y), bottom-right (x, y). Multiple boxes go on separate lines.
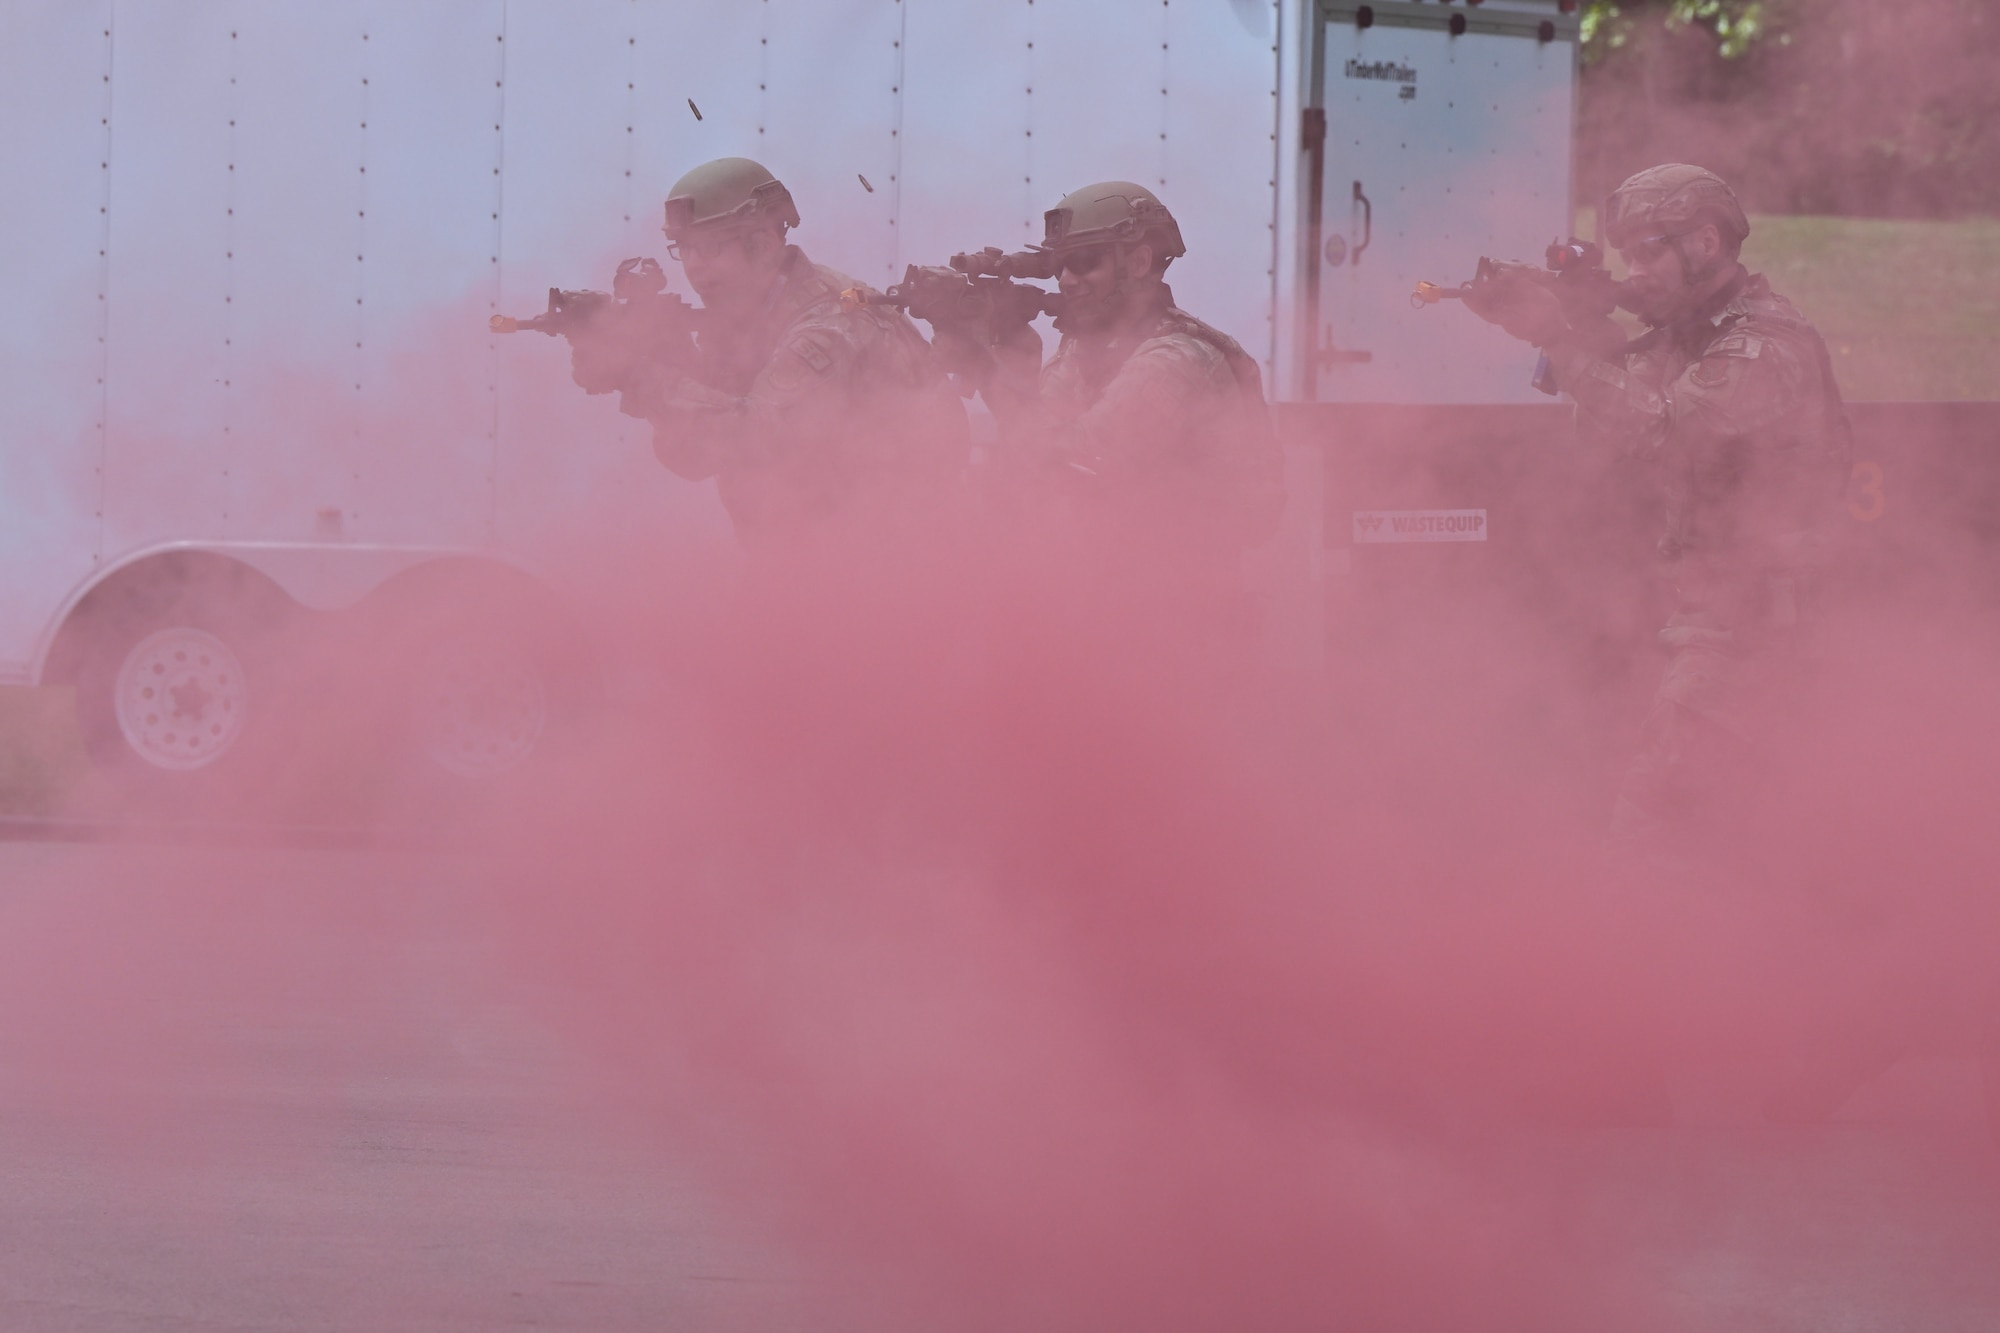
top-left (1056, 245), bottom-right (1116, 275)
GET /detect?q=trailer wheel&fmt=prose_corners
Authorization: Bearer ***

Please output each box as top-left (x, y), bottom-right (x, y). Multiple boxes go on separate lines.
top-left (64, 568), bottom-right (294, 810)
top-left (109, 625), bottom-right (252, 771)
top-left (362, 562), bottom-right (595, 786)
top-left (409, 631), bottom-right (550, 778)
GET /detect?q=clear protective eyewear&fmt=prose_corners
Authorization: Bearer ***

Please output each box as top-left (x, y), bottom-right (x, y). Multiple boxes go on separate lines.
top-left (1618, 232), bottom-right (1681, 266)
top-left (664, 230), bottom-right (744, 263)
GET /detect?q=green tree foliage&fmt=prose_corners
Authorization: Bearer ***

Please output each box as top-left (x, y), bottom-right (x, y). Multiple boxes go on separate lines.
top-left (1576, 0), bottom-right (2000, 218)
top-left (1581, 1), bottom-right (1785, 63)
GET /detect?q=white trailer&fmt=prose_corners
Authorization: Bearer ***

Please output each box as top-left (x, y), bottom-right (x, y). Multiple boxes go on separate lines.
top-left (0, 0), bottom-right (1578, 799)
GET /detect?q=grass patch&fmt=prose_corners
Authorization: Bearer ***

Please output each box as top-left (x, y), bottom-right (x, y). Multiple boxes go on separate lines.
top-left (1743, 215), bottom-right (2000, 402)
top-left (0, 687), bottom-right (92, 814)
top-left (1573, 210), bottom-right (2000, 400)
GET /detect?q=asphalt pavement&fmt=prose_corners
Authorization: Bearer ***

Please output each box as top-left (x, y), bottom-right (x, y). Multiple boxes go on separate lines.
top-left (1, 836), bottom-right (1997, 1332)
top-left (0, 838), bottom-right (809, 1332)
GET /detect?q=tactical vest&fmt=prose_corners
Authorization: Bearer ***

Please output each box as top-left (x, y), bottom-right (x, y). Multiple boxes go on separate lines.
top-left (1140, 302), bottom-right (1286, 547)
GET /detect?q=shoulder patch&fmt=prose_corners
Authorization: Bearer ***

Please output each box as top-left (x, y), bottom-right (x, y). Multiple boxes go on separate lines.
top-left (789, 329), bottom-right (838, 375)
top-left (762, 327), bottom-right (845, 395)
top-left (1688, 357), bottom-right (1735, 390)
top-left (1709, 330), bottom-right (1765, 360)
top-left (1689, 364), bottom-right (1727, 390)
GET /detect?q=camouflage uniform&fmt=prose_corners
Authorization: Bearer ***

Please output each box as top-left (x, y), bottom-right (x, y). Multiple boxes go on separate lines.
top-left (626, 244), bottom-right (966, 538)
top-left (1025, 282), bottom-right (1282, 555)
top-left (593, 159), bottom-right (965, 541)
top-left (986, 182), bottom-right (1282, 558)
top-left (1543, 269), bottom-right (1852, 852)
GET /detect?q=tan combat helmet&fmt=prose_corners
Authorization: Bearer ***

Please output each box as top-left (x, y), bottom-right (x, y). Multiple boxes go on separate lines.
top-left (1604, 164), bottom-right (1750, 250)
top-left (1036, 181), bottom-right (1187, 261)
top-left (662, 157), bottom-right (801, 239)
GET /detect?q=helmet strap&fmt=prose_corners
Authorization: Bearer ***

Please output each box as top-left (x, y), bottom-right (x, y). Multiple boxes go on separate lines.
top-left (1673, 222), bottom-right (1739, 287)
top-left (1104, 243), bottom-right (1130, 302)
top-left (1643, 231), bottom-right (1739, 327)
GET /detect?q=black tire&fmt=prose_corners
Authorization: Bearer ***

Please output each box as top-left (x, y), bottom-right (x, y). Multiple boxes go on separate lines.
top-left (63, 564), bottom-right (296, 815)
top-left (359, 562), bottom-right (598, 791)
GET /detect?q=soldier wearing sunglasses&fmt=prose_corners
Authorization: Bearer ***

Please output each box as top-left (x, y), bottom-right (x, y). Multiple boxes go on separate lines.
top-left (1462, 164), bottom-right (1852, 866)
top-left (575, 157), bottom-right (966, 543)
top-left (952, 182), bottom-right (1283, 577)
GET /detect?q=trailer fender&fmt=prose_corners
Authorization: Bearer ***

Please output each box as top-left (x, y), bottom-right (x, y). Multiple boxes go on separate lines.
top-left (34, 542), bottom-right (543, 686)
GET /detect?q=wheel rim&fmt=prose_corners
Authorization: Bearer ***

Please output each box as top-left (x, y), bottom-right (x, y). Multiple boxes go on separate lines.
top-left (416, 640), bottom-right (547, 777)
top-left (113, 627), bottom-right (251, 772)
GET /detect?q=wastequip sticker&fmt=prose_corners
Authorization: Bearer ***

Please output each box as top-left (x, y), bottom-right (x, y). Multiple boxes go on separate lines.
top-left (1351, 509), bottom-right (1488, 544)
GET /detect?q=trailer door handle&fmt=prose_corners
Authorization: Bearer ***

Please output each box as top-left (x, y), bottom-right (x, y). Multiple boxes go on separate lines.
top-left (1352, 181), bottom-right (1373, 264)
top-left (1317, 324), bottom-right (1372, 366)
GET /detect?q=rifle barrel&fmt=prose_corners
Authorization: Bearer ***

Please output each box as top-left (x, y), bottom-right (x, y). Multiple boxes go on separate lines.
top-left (1410, 281), bottom-right (1466, 308)
top-left (489, 311), bottom-right (569, 335)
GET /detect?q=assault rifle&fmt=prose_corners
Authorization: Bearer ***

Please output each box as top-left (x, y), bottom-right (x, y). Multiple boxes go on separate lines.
top-left (842, 246), bottom-right (1064, 335)
top-left (1411, 237), bottom-right (1623, 325)
top-left (491, 255), bottom-right (698, 367)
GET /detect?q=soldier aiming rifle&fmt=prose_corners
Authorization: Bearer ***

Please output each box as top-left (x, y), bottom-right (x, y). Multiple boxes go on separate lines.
top-left (1445, 165), bottom-right (1854, 874)
top-left (911, 182), bottom-right (1284, 589)
top-left (491, 256), bottom-right (702, 396)
top-left (496, 157), bottom-right (967, 542)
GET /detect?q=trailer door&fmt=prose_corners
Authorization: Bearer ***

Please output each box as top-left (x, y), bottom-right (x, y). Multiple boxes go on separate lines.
top-left (1302, 1), bottom-right (1577, 404)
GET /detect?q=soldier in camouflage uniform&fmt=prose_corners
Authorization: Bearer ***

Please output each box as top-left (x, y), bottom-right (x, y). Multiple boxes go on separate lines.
top-left (1464, 164), bottom-right (1852, 860)
top-left (572, 157), bottom-right (967, 542)
top-left (951, 181), bottom-right (1284, 564)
